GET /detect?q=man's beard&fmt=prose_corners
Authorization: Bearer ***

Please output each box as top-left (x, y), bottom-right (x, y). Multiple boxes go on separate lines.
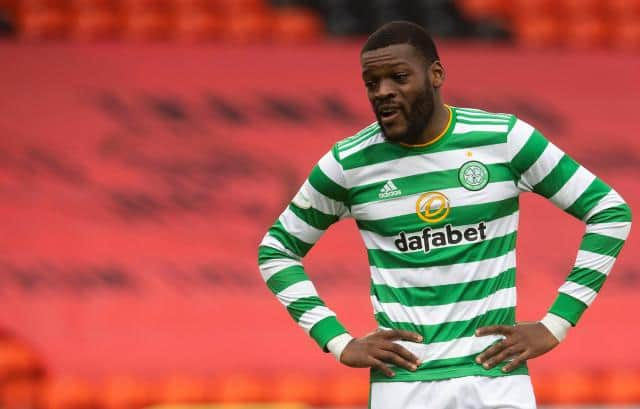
top-left (379, 87), bottom-right (435, 145)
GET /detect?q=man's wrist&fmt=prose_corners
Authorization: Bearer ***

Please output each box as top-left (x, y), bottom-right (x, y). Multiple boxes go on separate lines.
top-left (540, 313), bottom-right (572, 342)
top-left (327, 333), bottom-right (354, 361)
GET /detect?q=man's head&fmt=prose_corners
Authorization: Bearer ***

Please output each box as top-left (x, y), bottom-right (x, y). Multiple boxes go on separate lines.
top-left (360, 21), bottom-right (445, 144)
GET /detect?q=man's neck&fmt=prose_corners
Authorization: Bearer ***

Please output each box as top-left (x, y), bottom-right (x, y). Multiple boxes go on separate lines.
top-left (400, 102), bottom-right (451, 147)
top-left (418, 103), bottom-right (450, 145)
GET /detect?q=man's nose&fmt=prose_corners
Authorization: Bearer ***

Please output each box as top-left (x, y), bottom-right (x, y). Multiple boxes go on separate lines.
top-left (374, 78), bottom-right (397, 100)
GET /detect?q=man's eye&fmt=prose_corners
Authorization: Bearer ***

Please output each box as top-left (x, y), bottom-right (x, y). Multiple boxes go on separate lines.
top-left (365, 80), bottom-right (377, 89)
top-left (393, 73), bottom-right (408, 82)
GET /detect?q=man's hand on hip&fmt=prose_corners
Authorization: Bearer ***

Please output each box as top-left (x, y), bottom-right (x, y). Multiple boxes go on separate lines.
top-left (340, 329), bottom-right (423, 377)
top-left (475, 322), bottom-right (559, 372)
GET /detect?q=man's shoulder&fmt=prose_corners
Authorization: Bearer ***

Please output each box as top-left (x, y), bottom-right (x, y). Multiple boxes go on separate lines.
top-left (332, 121), bottom-right (384, 162)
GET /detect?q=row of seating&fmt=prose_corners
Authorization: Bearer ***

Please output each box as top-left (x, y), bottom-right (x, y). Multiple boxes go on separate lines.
top-left (458, 0), bottom-right (640, 49)
top-left (2, 338), bottom-right (640, 408)
top-left (0, 0), bottom-right (324, 42)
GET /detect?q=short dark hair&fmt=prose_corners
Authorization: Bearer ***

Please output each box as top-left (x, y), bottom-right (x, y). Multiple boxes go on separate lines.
top-left (361, 21), bottom-right (440, 64)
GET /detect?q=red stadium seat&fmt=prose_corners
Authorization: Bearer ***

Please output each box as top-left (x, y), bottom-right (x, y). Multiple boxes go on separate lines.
top-left (70, 0), bottom-right (122, 40)
top-left (218, 0), bottom-right (267, 16)
top-left (272, 7), bottom-right (324, 44)
top-left (19, 0), bottom-right (72, 40)
top-left (545, 371), bottom-right (600, 404)
top-left (509, 0), bottom-right (556, 18)
top-left (601, 371), bottom-right (640, 404)
top-left (173, 0), bottom-right (224, 42)
top-left (101, 377), bottom-right (155, 409)
top-left (122, 0), bottom-right (174, 41)
top-left (320, 375), bottom-right (369, 406)
top-left (565, 15), bottom-right (608, 49)
top-left (610, 15), bottom-right (640, 50)
top-left (213, 374), bottom-right (267, 403)
top-left (268, 374), bottom-right (320, 405)
top-left (608, 0), bottom-right (640, 17)
top-left (456, 0), bottom-right (508, 19)
top-left (223, 10), bottom-right (272, 43)
top-left (160, 376), bottom-right (209, 403)
top-left (0, 379), bottom-right (42, 409)
top-left (513, 15), bottom-right (562, 47)
top-left (43, 378), bottom-right (101, 409)
top-left (561, 0), bottom-right (605, 17)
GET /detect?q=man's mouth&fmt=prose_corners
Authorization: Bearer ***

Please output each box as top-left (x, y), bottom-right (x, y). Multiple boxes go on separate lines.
top-left (377, 105), bottom-right (402, 123)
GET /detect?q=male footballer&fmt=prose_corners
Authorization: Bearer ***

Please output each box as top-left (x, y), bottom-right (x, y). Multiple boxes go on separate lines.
top-left (257, 21), bottom-right (632, 408)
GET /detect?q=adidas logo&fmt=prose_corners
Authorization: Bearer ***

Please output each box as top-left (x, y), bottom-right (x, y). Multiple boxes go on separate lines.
top-left (379, 180), bottom-right (402, 199)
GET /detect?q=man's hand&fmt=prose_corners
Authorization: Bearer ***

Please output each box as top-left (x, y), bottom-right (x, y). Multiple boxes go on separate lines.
top-left (340, 329), bottom-right (423, 377)
top-left (475, 322), bottom-right (559, 372)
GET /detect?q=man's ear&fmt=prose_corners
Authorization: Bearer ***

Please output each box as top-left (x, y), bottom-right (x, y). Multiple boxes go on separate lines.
top-left (429, 60), bottom-right (445, 89)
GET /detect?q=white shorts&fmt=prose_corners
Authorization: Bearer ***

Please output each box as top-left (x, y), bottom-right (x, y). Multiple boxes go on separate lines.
top-left (370, 375), bottom-right (536, 409)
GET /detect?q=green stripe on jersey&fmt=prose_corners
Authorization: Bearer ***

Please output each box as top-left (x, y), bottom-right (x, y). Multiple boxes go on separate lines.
top-left (287, 296), bottom-right (325, 321)
top-left (309, 316), bottom-right (347, 350)
top-left (375, 306), bottom-right (515, 344)
top-left (586, 203), bottom-right (632, 224)
top-left (308, 164), bottom-right (348, 202)
top-left (336, 123), bottom-right (380, 150)
top-left (368, 232), bottom-right (516, 269)
top-left (356, 197), bottom-right (519, 236)
top-left (371, 267), bottom-right (515, 306)
top-left (565, 267), bottom-right (607, 293)
top-left (341, 137), bottom-right (508, 171)
top-left (580, 233), bottom-right (625, 257)
top-left (549, 292), bottom-right (587, 325)
top-left (288, 203), bottom-right (338, 230)
top-left (510, 129), bottom-right (548, 177)
top-left (258, 245), bottom-right (297, 265)
top-left (266, 265), bottom-right (309, 294)
top-left (370, 356), bottom-right (527, 382)
top-left (565, 178), bottom-right (611, 220)
top-left (532, 155), bottom-right (580, 198)
top-left (349, 165), bottom-right (515, 205)
top-left (268, 221), bottom-right (313, 257)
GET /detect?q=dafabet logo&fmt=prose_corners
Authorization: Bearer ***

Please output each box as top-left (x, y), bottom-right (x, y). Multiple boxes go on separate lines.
top-left (393, 191), bottom-right (488, 253)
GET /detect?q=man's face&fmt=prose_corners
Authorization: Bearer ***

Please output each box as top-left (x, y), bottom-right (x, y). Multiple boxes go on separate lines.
top-left (361, 44), bottom-right (436, 144)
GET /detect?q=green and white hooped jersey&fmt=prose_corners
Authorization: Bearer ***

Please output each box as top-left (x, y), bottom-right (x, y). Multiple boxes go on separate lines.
top-left (257, 106), bottom-right (632, 382)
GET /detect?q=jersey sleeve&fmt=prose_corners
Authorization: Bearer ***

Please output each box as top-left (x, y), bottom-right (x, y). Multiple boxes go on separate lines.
top-left (257, 146), bottom-right (351, 350)
top-left (507, 118), bottom-right (632, 325)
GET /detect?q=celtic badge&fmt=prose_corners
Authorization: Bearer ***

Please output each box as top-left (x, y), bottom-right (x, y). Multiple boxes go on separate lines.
top-left (458, 161), bottom-right (489, 191)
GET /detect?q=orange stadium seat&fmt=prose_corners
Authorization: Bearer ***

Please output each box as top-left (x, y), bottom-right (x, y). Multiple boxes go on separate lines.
top-left (218, 0), bottom-right (267, 16)
top-left (101, 377), bottom-right (155, 409)
top-left (160, 376), bottom-right (210, 403)
top-left (544, 371), bottom-right (600, 404)
top-left (611, 15), bottom-right (640, 50)
top-left (456, 0), bottom-right (508, 19)
top-left (608, 0), bottom-right (640, 17)
top-left (513, 15), bottom-right (562, 47)
top-left (173, 0), bottom-right (224, 42)
top-left (0, 379), bottom-right (42, 409)
top-left (122, 0), bottom-right (174, 41)
top-left (43, 378), bottom-right (101, 409)
top-left (223, 9), bottom-right (272, 43)
top-left (267, 374), bottom-right (320, 405)
top-left (71, 0), bottom-right (122, 40)
top-left (320, 375), bottom-right (369, 406)
top-left (565, 14), bottom-right (608, 49)
top-left (601, 371), bottom-right (640, 404)
top-left (509, 0), bottom-right (556, 17)
top-left (0, 0), bottom-right (19, 22)
top-left (19, 0), bottom-right (72, 39)
top-left (561, 0), bottom-right (605, 17)
top-left (213, 374), bottom-right (267, 403)
top-left (272, 7), bottom-right (324, 44)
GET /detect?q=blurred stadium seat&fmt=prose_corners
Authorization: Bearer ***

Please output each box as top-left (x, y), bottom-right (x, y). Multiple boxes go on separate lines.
top-left (101, 377), bottom-right (155, 409)
top-left (43, 378), bottom-right (101, 409)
